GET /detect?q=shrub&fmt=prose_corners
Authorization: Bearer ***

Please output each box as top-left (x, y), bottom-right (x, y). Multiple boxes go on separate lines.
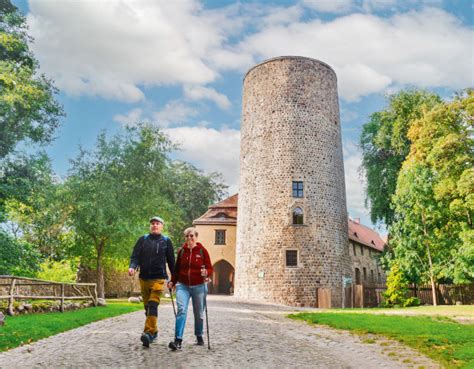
top-left (36, 258), bottom-right (78, 282)
top-left (382, 263), bottom-right (419, 307)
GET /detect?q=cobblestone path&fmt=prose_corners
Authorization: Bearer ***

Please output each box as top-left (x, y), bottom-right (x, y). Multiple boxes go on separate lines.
top-left (0, 296), bottom-right (439, 368)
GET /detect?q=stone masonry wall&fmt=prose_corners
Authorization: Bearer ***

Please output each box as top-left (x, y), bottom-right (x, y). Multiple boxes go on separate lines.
top-left (349, 242), bottom-right (387, 285)
top-left (235, 56), bottom-right (352, 307)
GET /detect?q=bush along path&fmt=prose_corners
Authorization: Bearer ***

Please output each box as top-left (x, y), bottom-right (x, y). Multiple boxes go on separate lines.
top-left (0, 296), bottom-right (439, 368)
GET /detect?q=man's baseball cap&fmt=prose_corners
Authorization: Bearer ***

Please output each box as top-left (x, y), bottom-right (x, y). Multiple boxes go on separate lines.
top-left (149, 216), bottom-right (164, 224)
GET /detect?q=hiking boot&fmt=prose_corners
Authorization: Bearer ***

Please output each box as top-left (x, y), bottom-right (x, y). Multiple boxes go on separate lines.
top-left (168, 338), bottom-right (182, 351)
top-left (196, 336), bottom-right (204, 346)
top-left (141, 333), bottom-right (152, 348)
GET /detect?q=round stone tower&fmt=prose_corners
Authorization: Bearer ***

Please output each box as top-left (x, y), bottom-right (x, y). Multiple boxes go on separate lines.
top-left (235, 56), bottom-right (351, 307)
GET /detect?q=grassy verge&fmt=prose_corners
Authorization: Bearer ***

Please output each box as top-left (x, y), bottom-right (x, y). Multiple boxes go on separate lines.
top-left (0, 301), bottom-right (143, 352)
top-left (289, 311), bottom-right (474, 368)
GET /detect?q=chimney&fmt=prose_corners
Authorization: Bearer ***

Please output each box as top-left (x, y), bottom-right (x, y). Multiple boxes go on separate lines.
top-left (354, 218), bottom-right (360, 224)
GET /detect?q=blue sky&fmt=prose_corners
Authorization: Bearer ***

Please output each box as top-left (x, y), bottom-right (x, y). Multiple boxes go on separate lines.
top-left (12, 0), bottom-right (474, 231)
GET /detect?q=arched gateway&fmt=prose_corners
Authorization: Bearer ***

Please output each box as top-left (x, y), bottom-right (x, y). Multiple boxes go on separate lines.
top-left (211, 260), bottom-right (234, 295)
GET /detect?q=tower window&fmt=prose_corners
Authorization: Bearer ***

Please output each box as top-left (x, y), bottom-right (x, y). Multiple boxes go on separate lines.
top-left (352, 243), bottom-right (356, 256)
top-left (292, 207), bottom-right (304, 225)
top-left (215, 230), bottom-right (226, 245)
top-left (286, 250), bottom-right (298, 267)
top-left (363, 267), bottom-right (367, 281)
top-left (292, 181), bottom-right (304, 197)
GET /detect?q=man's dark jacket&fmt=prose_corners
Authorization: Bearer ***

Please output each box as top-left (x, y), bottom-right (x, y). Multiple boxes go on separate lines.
top-left (129, 233), bottom-right (175, 280)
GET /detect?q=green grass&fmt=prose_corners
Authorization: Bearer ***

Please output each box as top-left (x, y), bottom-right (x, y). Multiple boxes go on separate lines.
top-left (289, 311), bottom-right (474, 368)
top-left (0, 301), bottom-right (143, 352)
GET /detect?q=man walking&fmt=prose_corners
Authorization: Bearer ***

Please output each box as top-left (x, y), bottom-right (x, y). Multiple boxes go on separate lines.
top-left (129, 216), bottom-right (175, 347)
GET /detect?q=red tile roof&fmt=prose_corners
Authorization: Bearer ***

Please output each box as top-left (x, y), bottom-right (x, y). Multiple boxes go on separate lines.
top-left (193, 194), bottom-right (238, 225)
top-left (348, 218), bottom-right (385, 252)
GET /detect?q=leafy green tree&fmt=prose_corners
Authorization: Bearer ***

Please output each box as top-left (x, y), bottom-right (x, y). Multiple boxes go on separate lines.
top-left (4, 178), bottom-right (74, 259)
top-left (389, 91), bottom-right (473, 304)
top-left (166, 161), bottom-right (227, 232)
top-left (0, 0), bottom-right (64, 158)
top-left (0, 230), bottom-right (41, 276)
top-left (360, 90), bottom-right (441, 226)
top-left (404, 90), bottom-right (473, 284)
top-left (64, 125), bottom-right (226, 298)
top-left (64, 125), bottom-right (175, 298)
top-left (390, 164), bottom-right (448, 305)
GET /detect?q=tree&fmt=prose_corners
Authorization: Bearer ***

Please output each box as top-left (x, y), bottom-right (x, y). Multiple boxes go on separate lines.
top-left (0, 230), bottom-right (41, 276)
top-left (166, 161), bottom-right (227, 228)
top-left (0, 0), bottom-right (64, 158)
top-left (360, 90), bottom-right (441, 226)
top-left (0, 152), bottom-right (54, 220)
top-left (390, 164), bottom-right (448, 305)
top-left (389, 91), bottom-right (474, 304)
top-left (405, 90), bottom-right (473, 284)
top-left (64, 125), bottom-right (226, 298)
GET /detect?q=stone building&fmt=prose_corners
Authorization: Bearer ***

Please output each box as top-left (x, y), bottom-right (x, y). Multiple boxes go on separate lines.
top-left (348, 218), bottom-right (386, 286)
top-left (194, 194), bottom-right (386, 303)
top-left (193, 56), bottom-right (387, 307)
top-left (193, 194), bottom-right (238, 295)
top-left (235, 56), bottom-right (351, 307)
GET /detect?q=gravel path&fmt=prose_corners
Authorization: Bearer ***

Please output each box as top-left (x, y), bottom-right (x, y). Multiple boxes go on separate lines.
top-left (0, 295), bottom-right (439, 368)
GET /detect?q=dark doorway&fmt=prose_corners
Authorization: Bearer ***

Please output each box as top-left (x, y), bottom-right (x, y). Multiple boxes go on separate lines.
top-left (211, 260), bottom-right (234, 295)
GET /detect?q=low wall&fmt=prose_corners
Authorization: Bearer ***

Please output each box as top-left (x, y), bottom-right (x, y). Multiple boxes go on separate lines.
top-left (77, 267), bottom-right (141, 298)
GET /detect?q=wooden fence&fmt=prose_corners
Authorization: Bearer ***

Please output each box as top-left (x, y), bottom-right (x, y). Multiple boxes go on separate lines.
top-left (0, 275), bottom-right (97, 315)
top-left (350, 283), bottom-right (474, 308)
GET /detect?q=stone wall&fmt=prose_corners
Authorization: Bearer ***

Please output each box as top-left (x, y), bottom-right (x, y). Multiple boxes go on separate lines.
top-left (235, 56), bottom-right (352, 307)
top-left (78, 267), bottom-right (141, 298)
top-left (349, 241), bottom-right (386, 285)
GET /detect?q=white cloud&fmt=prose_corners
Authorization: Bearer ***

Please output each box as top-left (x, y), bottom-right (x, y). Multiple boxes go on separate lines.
top-left (27, 0), bottom-right (233, 102)
top-left (342, 141), bottom-right (369, 220)
top-left (184, 85), bottom-right (231, 109)
top-left (230, 8), bottom-right (473, 101)
top-left (165, 126), bottom-right (241, 194)
top-left (261, 5), bottom-right (304, 25)
top-left (153, 101), bottom-right (198, 128)
top-left (113, 108), bottom-right (143, 127)
top-left (27, 2), bottom-right (472, 104)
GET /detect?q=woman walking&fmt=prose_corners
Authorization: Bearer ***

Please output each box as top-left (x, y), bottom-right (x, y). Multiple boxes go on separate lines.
top-left (167, 227), bottom-right (213, 350)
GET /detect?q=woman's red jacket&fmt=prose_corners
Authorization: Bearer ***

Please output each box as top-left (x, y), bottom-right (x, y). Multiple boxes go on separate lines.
top-left (171, 242), bottom-right (213, 286)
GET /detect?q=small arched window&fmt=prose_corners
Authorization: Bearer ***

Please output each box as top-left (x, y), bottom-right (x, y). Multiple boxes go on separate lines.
top-left (292, 207), bottom-right (304, 225)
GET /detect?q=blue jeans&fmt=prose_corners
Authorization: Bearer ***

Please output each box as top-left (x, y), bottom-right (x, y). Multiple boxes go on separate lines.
top-left (175, 283), bottom-right (207, 339)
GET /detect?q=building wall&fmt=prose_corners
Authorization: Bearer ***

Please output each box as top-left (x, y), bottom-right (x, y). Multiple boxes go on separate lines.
top-left (194, 224), bottom-right (237, 268)
top-left (349, 241), bottom-right (386, 285)
top-left (235, 56), bottom-right (352, 307)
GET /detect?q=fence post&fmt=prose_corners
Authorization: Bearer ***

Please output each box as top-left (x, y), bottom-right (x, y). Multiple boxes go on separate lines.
top-left (60, 283), bottom-right (65, 312)
top-left (93, 284), bottom-right (98, 306)
top-left (8, 278), bottom-right (16, 316)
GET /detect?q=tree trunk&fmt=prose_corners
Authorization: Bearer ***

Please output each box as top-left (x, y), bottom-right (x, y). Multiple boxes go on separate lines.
top-left (422, 211), bottom-right (437, 306)
top-left (426, 244), bottom-right (437, 306)
top-left (96, 240), bottom-right (105, 299)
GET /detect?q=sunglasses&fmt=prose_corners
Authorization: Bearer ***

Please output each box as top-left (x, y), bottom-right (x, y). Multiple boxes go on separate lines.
top-left (185, 234), bottom-right (195, 238)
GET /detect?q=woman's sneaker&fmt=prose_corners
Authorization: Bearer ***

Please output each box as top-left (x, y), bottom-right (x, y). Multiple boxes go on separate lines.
top-left (168, 339), bottom-right (182, 351)
top-left (196, 336), bottom-right (204, 346)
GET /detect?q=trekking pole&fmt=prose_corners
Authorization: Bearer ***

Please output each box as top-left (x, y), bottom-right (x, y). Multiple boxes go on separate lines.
top-left (201, 266), bottom-right (211, 350)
